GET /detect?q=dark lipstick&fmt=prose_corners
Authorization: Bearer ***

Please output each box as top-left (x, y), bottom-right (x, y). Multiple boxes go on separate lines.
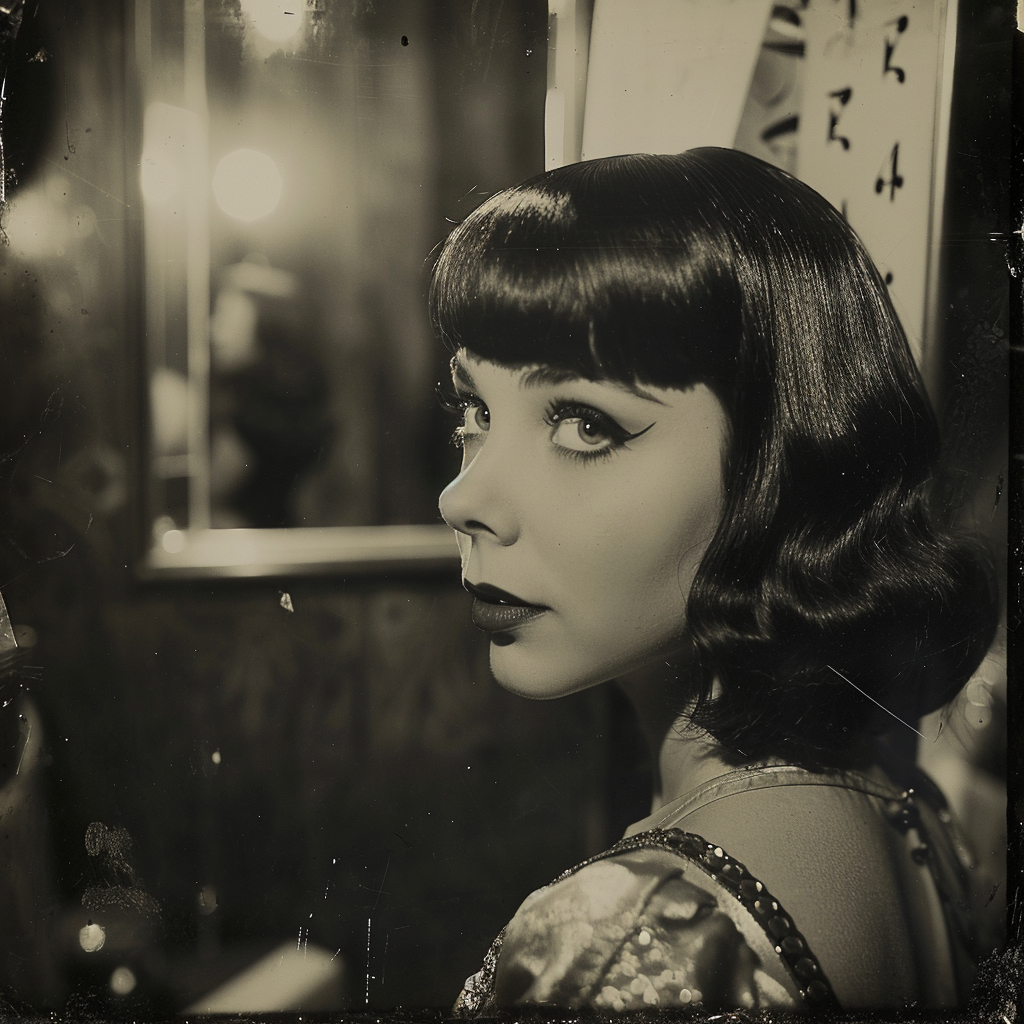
top-left (464, 580), bottom-right (546, 633)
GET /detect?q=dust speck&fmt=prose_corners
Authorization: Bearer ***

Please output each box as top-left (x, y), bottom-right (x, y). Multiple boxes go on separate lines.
top-left (79, 921), bottom-right (106, 952)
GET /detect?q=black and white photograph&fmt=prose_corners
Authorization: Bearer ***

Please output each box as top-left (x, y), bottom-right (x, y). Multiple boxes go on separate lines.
top-left (0, 0), bottom-right (1014, 1018)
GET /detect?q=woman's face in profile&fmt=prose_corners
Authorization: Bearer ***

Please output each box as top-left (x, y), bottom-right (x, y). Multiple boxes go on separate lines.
top-left (439, 352), bottom-right (728, 698)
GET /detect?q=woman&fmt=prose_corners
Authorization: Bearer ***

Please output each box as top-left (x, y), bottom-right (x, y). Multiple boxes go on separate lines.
top-left (431, 149), bottom-right (997, 1012)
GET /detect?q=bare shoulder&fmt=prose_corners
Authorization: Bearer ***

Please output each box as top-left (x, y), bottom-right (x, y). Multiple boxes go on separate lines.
top-left (680, 781), bottom-right (919, 1007)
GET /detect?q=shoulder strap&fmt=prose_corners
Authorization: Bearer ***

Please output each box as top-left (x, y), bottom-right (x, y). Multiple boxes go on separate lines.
top-left (649, 763), bottom-right (906, 831)
top-left (602, 828), bottom-right (841, 1010)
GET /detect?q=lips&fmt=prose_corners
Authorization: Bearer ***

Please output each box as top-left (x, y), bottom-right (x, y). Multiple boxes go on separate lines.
top-left (464, 580), bottom-right (547, 633)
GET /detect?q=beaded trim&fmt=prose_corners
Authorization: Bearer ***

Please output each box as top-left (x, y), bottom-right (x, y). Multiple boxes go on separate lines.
top-left (452, 926), bottom-right (505, 1017)
top-left (453, 827), bottom-right (841, 1015)
top-left (570, 828), bottom-right (841, 1010)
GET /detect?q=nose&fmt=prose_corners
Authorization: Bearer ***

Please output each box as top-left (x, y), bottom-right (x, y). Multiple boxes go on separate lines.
top-left (438, 440), bottom-right (519, 546)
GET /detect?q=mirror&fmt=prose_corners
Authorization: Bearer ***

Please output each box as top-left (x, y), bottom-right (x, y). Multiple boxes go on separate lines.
top-left (137, 0), bottom-right (546, 576)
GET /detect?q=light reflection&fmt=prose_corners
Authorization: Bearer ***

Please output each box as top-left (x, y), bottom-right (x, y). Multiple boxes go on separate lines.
top-left (140, 102), bottom-right (194, 206)
top-left (241, 0), bottom-right (305, 43)
top-left (210, 289), bottom-right (259, 371)
top-left (212, 149), bottom-right (283, 222)
top-left (4, 183), bottom-right (96, 260)
top-left (139, 148), bottom-right (181, 205)
top-left (150, 368), bottom-right (190, 456)
top-left (161, 530), bottom-right (186, 554)
top-left (4, 188), bottom-right (66, 259)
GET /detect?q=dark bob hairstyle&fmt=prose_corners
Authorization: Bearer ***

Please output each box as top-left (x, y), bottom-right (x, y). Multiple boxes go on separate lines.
top-left (429, 148), bottom-right (997, 769)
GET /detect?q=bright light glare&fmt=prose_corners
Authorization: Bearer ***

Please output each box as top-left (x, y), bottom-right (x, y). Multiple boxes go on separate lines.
top-left (212, 149), bottom-right (283, 223)
top-left (242, 0), bottom-right (305, 42)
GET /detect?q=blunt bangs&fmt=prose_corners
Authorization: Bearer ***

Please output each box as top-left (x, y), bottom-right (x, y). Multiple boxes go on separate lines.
top-left (429, 156), bottom-right (742, 396)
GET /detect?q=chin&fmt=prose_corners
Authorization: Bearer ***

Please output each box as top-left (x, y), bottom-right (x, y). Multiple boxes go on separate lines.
top-left (486, 624), bottom-right (695, 700)
top-left (487, 637), bottom-right (622, 701)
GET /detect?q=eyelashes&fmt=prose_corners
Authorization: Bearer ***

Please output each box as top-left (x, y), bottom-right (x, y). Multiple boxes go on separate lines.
top-left (436, 382), bottom-right (653, 461)
top-left (544, 402), bottom-right (636, 457)
top-left (436, 382), bottom-right (486, 448)
top-left (435, 381), bottom-right (469, 418)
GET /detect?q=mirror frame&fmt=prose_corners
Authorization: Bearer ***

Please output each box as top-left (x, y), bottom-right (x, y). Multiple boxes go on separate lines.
top-left (141, 525), bottom-right (459, 580)
top-left (134, 0), bottom-right (464, 579)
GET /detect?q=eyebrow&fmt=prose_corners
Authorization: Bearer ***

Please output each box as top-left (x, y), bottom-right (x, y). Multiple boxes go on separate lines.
top-left (451, 357), bottom-right (478, 394)
top-left (519, 365), bottom-right (666, 404)
top-left (451, 357), bottom-right (667, 405)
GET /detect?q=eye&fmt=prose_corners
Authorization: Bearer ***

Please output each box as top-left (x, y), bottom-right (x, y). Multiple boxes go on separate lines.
top-left (460, 401), bottom-right (490, 436)
top-left (452, 399), bottom-right (490, 447)
top-left (545, 401), bottom-right (655, 458)
top-left (550, 412), bottom-right (615, 452)
top-left (546, 402), bottom-right (637, 455)
top-left (437, 382), bottom-right (490, 448)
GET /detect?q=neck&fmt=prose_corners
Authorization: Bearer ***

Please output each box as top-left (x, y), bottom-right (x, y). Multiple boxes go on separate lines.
top-left (616, 657), bottom-right (741, 813)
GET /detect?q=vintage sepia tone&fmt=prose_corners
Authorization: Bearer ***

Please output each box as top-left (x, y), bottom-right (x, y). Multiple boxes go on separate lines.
top-left (0, 0), bottom-right (1012, 1016)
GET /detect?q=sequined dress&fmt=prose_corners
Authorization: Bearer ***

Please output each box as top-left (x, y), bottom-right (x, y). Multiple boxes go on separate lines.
top-left (453, 763), bottom-right (978, 1015)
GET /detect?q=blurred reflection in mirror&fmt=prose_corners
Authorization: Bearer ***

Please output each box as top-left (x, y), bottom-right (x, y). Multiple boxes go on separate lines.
top-left (209, 261), bottom-right (333, 528)
top-left (139, 0), bottom-right (545, 545)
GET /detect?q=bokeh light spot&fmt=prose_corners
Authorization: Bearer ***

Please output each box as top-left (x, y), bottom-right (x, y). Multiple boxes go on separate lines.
top-left (213, 149), bottom-right (283, 222)
top-left (110, 966), bottom-right (137, 996)
top-left (162, 530), bottom-right (186, 554)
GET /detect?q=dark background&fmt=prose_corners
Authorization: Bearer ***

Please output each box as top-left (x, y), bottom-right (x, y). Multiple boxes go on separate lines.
top-left (0, 0), bottom-right (1013, 1015)
top-left (0, 0), bottom-right (645, 1012)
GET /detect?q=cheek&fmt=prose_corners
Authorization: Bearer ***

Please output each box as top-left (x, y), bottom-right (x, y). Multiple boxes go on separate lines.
top-left (488, 490), bottom-right (720, 696)
top-left (571, 485), bottom-right (721, 632)
top-left (582, 475), bottom-right (719, 570)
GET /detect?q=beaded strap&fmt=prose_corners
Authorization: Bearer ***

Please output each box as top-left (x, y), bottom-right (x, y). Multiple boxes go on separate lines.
top-left (453, 827), bottom-right (840, 1015)
top-left (452, 926), bottom-right (505, 1017)
top-left (572, 828), bottom-right (840, 1010)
